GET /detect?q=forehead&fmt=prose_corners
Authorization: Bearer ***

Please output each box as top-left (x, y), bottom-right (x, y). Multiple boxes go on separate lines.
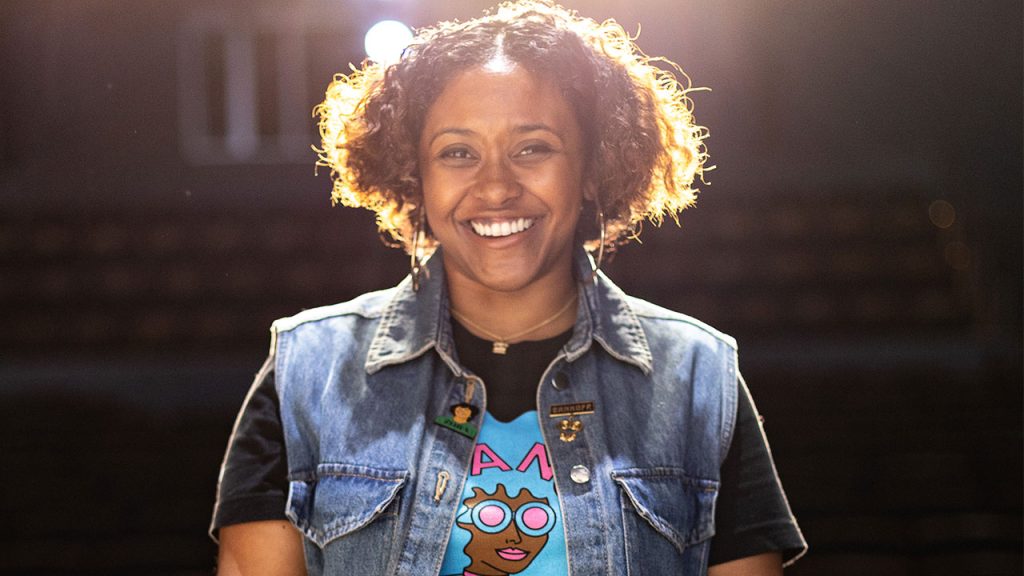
top-left (422, 65), bottom-right (579, 136)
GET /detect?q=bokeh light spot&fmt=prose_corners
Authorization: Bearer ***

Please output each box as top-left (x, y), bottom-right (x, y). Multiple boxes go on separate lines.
top-left (928, 200), bottom-right (956, 229)
top-left (364, 20), bottom-right (413, 66)
top-left (944, 241), bottom-right (971, 271)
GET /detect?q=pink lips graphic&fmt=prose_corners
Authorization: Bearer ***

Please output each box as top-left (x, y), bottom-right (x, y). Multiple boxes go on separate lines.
top-left (496, 547), bottom-right (529, 561)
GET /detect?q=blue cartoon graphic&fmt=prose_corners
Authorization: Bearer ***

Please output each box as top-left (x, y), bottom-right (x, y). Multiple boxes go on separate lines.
top-left (456, 484), bottom-right (556, 575)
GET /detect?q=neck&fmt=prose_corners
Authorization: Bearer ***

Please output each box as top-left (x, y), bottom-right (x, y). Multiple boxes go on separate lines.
top-left (446, 267), bottom-right (578, 345)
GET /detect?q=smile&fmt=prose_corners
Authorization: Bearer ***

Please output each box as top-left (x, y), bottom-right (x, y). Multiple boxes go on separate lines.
top-left (496, 547), bottom-right (529, 561)
top-left (469, 218), bottom-right (536, 238)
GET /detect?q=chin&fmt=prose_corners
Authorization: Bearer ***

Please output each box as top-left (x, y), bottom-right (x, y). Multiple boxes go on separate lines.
top-left (472, 272), bottom-right (539, 294)
top-left (465, 255), bottom-right (550, 292)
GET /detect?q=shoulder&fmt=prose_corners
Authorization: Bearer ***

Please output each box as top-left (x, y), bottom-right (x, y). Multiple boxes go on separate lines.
top-left (623, 293), bottom-right (738, 352)
top-left (271, 287), bottom-right (396, 335)
top-left (267, 287), bottom-right (399, 361)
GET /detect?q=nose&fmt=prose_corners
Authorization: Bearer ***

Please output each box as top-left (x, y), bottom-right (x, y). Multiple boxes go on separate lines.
top-left (504, 523), bottom-right (523, 545)
top-left (473, 155), bottom-right (521, 206)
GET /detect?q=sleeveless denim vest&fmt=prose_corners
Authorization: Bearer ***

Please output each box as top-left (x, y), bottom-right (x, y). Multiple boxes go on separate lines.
top-left (272, 248), bottom-right (738, 575)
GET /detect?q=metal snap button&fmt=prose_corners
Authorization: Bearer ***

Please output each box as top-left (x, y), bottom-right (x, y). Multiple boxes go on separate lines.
top-left (570, 465), bottom-right (590, 484)
top-left (552, 371), bottom-right (570, 390)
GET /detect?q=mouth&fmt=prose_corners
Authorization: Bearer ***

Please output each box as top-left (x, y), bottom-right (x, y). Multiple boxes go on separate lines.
top-left (495, 547), bottom-right (529, 561)
top-left (469, 217), bottom-right (536, 238)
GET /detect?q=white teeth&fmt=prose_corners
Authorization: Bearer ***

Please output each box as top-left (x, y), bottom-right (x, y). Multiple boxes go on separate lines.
top-left (470, 218), bottom-right (535, 237)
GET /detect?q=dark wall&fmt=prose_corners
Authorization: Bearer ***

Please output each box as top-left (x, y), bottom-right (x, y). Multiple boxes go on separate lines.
top-left (1, 1), bottom-right (1020, 574)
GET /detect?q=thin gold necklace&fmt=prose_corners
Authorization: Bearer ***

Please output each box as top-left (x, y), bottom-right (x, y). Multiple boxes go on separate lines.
top-left (451, 293), bottom-right (578, 355)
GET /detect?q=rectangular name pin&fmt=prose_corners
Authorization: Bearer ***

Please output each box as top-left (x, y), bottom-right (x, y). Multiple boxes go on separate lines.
top-left (549, 401), bottom-right (595, 417)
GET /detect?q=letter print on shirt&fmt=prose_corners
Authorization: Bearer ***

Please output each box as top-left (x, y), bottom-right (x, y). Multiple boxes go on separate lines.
top-left (441, 411), bottom-right (568, 576)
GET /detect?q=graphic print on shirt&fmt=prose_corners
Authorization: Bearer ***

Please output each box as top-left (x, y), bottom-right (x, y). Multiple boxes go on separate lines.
top-left (456, 484), bottom-right (556, 574)
top-left (441, 412), bottom-right (568, 576)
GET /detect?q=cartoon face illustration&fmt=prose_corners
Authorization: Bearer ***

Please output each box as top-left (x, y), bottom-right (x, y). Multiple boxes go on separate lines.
top-left (451, 403), bottom-right (476, 425)
top-left (457, 484), bottom-right (556, 575)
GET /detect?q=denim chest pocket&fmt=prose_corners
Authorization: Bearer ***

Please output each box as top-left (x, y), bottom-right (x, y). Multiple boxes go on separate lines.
top-left (611, 467), bottom-right (718, 575)
top-left (286, 463), bottom-right (408, 550)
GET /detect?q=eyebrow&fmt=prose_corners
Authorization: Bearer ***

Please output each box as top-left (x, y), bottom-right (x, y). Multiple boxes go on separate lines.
top-left (428, 127), bottom-right (475, 147)
top-left (514, 123), bottom-right (558, 136)
top-left (427, 123), bottom-right (562, 147)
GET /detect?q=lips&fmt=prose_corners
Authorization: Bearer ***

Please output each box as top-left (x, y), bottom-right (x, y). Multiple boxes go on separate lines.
top-left (469, 217), bottom-right (536, 238)
top-left (496, 547), bottom-right (529, 561)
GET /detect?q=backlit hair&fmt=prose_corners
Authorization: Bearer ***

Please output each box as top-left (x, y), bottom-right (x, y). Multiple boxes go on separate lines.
top-left (315, 0), bottom-right (709, 254)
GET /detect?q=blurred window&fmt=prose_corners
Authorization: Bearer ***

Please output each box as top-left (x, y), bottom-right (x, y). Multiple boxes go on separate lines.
top-left (176, 6), bottom-right (360, 165)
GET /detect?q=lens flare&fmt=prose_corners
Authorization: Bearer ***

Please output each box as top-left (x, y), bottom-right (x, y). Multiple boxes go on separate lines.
top-left (364, 20), bottom-right (413, 66)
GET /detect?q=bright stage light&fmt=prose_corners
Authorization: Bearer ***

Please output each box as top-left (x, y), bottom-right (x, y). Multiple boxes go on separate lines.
top-left (364, 20), bottom-right (413, 66)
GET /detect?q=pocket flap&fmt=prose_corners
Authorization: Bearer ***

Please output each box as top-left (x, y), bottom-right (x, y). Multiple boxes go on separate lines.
top-left (611, 467), bottom-right (718, 553)
top-left (287, 463), bottom-right (408, 548)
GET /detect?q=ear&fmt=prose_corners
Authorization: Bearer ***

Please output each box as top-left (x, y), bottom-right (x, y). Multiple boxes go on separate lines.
top-left (582, 179), bottom-right (597, 203)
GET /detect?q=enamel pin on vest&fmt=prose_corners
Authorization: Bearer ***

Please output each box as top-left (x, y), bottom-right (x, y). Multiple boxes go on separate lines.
top-left (434, 402), bottom-right (479, 439)
top-left (434, 378), bottom-right (481, 439)
top-left (549, 401), bottom-right (594, 442)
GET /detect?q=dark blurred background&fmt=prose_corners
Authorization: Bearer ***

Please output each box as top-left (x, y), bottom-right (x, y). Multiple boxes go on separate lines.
top-left (1, 0), bottom-right (1020, 574)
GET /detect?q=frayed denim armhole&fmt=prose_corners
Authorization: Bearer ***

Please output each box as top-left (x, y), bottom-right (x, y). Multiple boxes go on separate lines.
top-left (720, 348), bottom-right (740, 468)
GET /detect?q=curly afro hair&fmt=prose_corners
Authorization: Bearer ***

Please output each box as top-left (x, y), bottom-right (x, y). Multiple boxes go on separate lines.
top-left (314, 0), bottom-right (709, 256)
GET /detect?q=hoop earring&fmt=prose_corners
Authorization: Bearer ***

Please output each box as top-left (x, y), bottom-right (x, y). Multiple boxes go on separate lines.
top-left (591, 208), bottom-right (605, 284)
top-left (410, 211), bottom-right (425, 292)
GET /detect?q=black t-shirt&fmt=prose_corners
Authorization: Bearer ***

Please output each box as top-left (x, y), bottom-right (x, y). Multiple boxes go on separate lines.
top-left (212, 322), bottom-right (806, 565)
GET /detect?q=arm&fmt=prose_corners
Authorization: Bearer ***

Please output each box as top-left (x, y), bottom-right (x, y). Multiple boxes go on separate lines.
top-left (218, 520), bottom-right (307, 576)
top-left (708, 374), bottom-right (806, 568)
top-left (708, 552), bottom-right (783, 576)
top-left (213, 361), bottom-right (304, 574)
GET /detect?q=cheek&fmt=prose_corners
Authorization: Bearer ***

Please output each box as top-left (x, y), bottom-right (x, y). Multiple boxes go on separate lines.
top-left (462, 527), bottom-right (485, 543)
top-left (524, 535), bottom-right (547, 550)
top-left (547, 163), bottom-right (587, 210)
top-left (420, 179), bottom-right (453, 225)
top-left (421, 169), bottom-right (467, 216)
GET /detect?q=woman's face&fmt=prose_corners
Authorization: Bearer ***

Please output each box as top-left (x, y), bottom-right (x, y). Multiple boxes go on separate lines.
top-left (418, 64), bottom-right (590, 296)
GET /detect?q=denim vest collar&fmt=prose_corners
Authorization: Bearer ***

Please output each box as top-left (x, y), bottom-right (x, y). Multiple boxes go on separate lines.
top-left (364, 246), bottom-right (653, 376)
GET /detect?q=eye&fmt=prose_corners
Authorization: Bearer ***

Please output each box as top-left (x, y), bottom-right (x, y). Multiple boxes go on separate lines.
top-left (438, 146), bottom-right (476, 161)
top-left (470, 500), bottom-right (513, 533)
top-left (515, 142), bottom-right (555, 158)
top-left (515, 502), bottom-right (556, 537)
top-left (520, 506), bottom-right (549, 531)
top-left (478, 505), bottom-right (507, 527)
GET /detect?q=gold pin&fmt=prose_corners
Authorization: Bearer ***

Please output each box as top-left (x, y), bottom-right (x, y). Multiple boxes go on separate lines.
top-left (558, 418), bottom-right (583, 442)
top-left (549, 401), bottom-right (595, 443)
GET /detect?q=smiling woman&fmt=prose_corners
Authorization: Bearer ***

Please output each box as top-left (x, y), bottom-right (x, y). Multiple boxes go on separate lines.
top-left (419, 65), bottom-right (588, 334)
top-left (211, 2), bottom-right (805, 575)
